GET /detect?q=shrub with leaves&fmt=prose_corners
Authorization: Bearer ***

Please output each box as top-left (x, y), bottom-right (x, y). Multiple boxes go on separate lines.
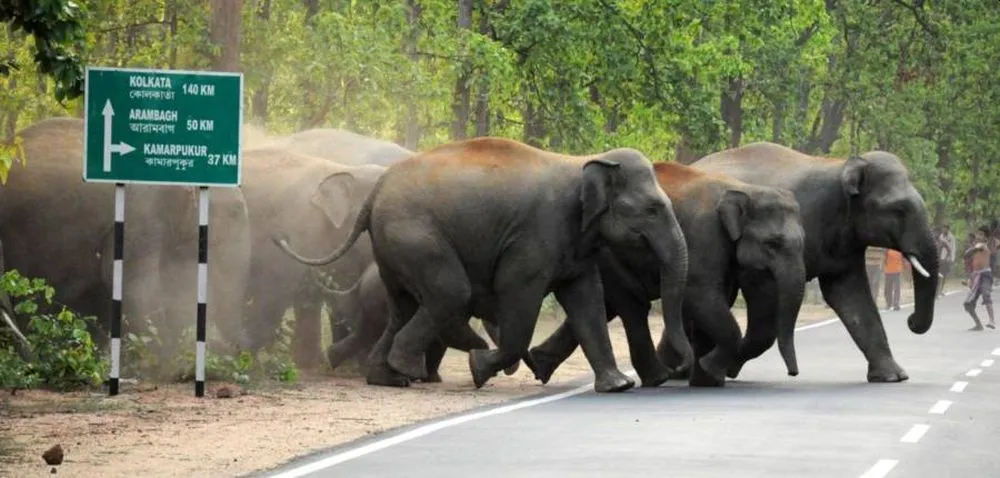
top-left (0, 270), bottom-right (106, 392)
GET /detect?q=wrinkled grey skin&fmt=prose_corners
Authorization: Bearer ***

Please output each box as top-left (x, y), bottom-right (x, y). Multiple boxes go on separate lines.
top-left (687, 142), bottom-right (939, 383)
top-left (321, 261), bottom-right (517, 380)
top-left (1, 118), bottom-right (252, 357)
top-left (247, 129), bottom-right (413, 366)
top-left (0, 238), bottom-right (32, 362)
top-left (240, 146), bottom-right (386, 364)
top-left (274, 137), bottom-right (692, 393)
top-left (527, 161), bottom-right (806, 387)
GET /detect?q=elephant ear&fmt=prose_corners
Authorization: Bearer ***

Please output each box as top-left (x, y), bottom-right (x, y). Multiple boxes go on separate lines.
top-left (717, 189), bottom-right (751, 242)
top-left (840, 155), bottom-right (867, 196)
top-left (312, 172), bottom-right (355, 229)
top-left (580, 158), bottom-right (621, 233)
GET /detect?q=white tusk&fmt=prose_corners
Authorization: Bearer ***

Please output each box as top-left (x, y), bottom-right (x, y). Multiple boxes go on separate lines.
top-left (908, 255), bottom-right (931, 278)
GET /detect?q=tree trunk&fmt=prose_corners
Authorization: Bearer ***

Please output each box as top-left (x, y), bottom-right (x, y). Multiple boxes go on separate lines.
top-left (522, 98), bottom-right (546, 148)
top-left (250, 0), bottom-right (272, 125)
top-left (934, 136), bottom-right (953, 227)
top-left (451, 0), bottom-right (474, 140)
top-left (720, 76), bottom-right (744, 148)
top-left (674, 136), bottom-right (701, 165)
top-left (209, 0), bottom-right (243, 72)
top-left (396, 0), bottom-right (423, 149)
top-left (472, 1), bottom-right (491, 137)
top-left (771, 98), bottom-right (785, 144)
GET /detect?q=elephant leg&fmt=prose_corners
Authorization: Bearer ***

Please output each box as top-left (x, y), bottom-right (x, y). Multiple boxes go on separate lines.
top-left (365, 287), bottom-right (416, 388)
top-left (421, 339), bottom-right (447, 383)
top-left (688, 325), bottom-right (725, 387)
top-left (468, 283), bottom-right (546, 389)
top-left (291, 281), bottom-right (326, 369)
top-left (480, 320), bottom-right (519, 376)
top-left (820, 267), bottom-right (908, 382)
top-left (727, 280), bottom-right (780, 379)
top-left (554, 269), bottom-right (634, 393)
top-left (683, 289), bottom-right (742, 386)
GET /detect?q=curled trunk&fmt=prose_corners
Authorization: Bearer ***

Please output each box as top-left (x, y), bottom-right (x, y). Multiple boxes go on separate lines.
top-left (900, 226), bottom-right (939, 334)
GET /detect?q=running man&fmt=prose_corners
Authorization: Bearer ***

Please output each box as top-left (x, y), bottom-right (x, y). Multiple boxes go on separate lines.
top-left (963, 229), bottom-right (995, 331)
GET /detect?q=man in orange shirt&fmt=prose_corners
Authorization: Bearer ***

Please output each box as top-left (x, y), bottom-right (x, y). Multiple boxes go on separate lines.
top-left (963, 229), bottom-right (995, 331)
top-left (883, 249), bottom-right (904, 311)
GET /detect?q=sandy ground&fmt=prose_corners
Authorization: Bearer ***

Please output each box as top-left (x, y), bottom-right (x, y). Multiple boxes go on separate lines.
top-left (0, 280), bottom-right (963, 478)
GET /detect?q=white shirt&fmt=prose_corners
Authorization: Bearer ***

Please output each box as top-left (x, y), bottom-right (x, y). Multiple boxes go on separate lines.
top-left (939, 231), bottom-right (956, 262)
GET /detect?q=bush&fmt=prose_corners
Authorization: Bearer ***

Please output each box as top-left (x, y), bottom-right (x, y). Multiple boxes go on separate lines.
top-left (0, 270), bottom-right (106, 392)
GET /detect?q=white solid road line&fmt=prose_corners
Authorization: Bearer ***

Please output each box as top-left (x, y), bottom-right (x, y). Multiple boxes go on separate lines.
top-left (992, 347), bottom-right (1000, 356)
top-left (951, 381), bottom-right (969, 393)
top-left (980, 359), bottom-right (995, 367)
top-left (899, 424), bottom-right (930, 444)
top-left (860, 459), bottom-right (899, 478)
top-left (928, 400), bottom-right (953, 415)
top-left (966, 368), bottom-right (982, 377)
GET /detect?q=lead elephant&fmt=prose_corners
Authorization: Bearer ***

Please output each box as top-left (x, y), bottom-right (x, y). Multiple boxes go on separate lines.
top-left (247, 129), bottom-right (413, 366)
top-left (687, 142), bottom-right (938, 382)
top-left (2, 117), bottom-right (252, 362)
top-left (526, 161), bottom-right (807, 387)
top-left (321, 261), bottom-right (516, 380)
top-left (274, 137), bottom-right (692, 393)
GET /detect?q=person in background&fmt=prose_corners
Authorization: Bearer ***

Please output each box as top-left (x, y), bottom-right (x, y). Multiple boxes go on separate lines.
top-left (883, 249), bottom-right (904, 311)
top-left (937, 224), bottom-right (956, 297)
top-left (865, 247), bottom-right (884, 304)
top-left (963, 232), bottom-right (977, 281)
top-left (963, 229), bottom-right (995, 331)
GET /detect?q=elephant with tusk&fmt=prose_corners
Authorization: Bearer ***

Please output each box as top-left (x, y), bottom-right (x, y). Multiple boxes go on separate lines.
top-left (685, 142), bottom-right (939, 383)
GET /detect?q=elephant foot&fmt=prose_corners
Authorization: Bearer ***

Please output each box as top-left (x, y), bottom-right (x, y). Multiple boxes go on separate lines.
top-left (594, 369), bottom-right (635, 393)
top-left (503, 361), bottom-right (520, 376)
top-left (387, 346), bottom-right (428, 380)
top-left (867, 357), bottom-right (909, 383)
top-left (366, 365), bottom-right (411, 388)
top-left (418, 372), bottom-right (443, 383)
top-left (525, 347), bottom-right (559, 385)
top-left (697, 351), bottom-right (730, 384)
top-left (688, 367), bottom-right (725, 387)
top-left (668, 366), bottom-right (691, 381)
top-left (637, 362), bottom-right (672, 388)
top-left (469, 349), bottom-right (498, 389)
top-left (326, 345), bottom-right (355, 372)
top-left (725, 361), bottom-right (745, 379)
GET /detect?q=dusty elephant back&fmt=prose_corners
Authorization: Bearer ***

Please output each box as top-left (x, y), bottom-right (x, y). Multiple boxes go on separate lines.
top-left (261, 128), bottom-right (413, 167)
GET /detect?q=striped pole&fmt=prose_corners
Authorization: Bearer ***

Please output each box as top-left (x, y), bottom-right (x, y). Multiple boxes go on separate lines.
top-left (195, 186), bottom-right (210, 397)
top-left (109, 183), bottom-right (125, 396)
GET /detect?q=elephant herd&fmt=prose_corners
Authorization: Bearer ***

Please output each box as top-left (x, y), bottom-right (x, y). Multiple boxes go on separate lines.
top-left (0, 116), bottom-right (940, 394)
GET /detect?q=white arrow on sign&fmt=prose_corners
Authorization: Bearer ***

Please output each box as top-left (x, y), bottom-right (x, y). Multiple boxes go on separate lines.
top-left (101, 100), bottom-right (136, 172)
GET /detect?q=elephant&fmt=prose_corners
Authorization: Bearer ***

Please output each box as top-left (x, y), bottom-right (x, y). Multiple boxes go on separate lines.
top-left (243, 129), bottom-right (413, 366)
top-left (1, 117), bottom-right (252, 364)
top-left (320, 261), bottom-right (517, 381)
top-left (526, 161), bottom-right (807, 387)
top-left (239, 145), bottom-right (386, 365)
top-left (686, 142), bottom-right (939, 383)
top-left (274, 137), bottom-right (692, 393)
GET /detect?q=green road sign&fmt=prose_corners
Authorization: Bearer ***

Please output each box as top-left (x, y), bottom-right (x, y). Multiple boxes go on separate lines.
top-left (83, 66), bottom-right (243, 187)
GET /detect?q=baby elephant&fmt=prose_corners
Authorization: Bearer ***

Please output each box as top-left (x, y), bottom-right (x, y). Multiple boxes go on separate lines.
top-left (324, 261), bottom-right (518, 381)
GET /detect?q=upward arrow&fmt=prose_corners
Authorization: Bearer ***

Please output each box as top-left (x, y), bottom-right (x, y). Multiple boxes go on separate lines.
top-left (102, 100), bottom-right (115, 172)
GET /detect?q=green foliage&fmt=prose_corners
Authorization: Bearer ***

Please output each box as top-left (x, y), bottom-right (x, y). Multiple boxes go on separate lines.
top-left (0, 270), bottom-right (106, 392)
top-left (1, 0), bottom-right (88, 101)
top-left (1, 0), bottom-right (998, 228)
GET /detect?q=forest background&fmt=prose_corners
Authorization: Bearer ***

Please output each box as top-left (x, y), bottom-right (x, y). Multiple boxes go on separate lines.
top-left (3, 0), bottom-right (999, 236)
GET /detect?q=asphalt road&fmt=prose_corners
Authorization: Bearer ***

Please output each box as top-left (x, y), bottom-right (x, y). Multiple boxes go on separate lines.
top-left (260, 290), bottom-right (1000, 478)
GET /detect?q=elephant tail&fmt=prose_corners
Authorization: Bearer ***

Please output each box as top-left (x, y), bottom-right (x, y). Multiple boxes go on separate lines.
top-left (312, 270), bottom-right (357, 302)
top-left (272, 171), bottom-right (386, 267)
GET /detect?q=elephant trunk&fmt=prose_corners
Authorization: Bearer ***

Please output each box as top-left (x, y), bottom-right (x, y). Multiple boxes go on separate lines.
top-left (903, 228), bottom-right (940, 334)
top-left (774, 255), bottom-right (806, 376)
top-left (648, 216), bottom-right (693, 374)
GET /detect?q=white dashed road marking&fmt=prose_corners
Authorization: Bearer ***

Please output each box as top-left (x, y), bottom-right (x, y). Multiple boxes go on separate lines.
top-left (950, 381), bottom-right (969, 393)
top-left (860, 459), bottom-right (899, 478)
top-left (992, 347), bottom-right (1000, 356)
top-left (928, 400), bottom-right (952, 415)
top-left (899, 424), bottom-right (930, 444)
top-left (966, 368), bottom-right (982, 377)
top-left (980, 359), bottom-right (994, 367)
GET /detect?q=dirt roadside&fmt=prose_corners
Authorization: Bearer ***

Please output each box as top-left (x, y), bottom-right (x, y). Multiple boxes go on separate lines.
top-left (0, 284), bottom-right (961, 478)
